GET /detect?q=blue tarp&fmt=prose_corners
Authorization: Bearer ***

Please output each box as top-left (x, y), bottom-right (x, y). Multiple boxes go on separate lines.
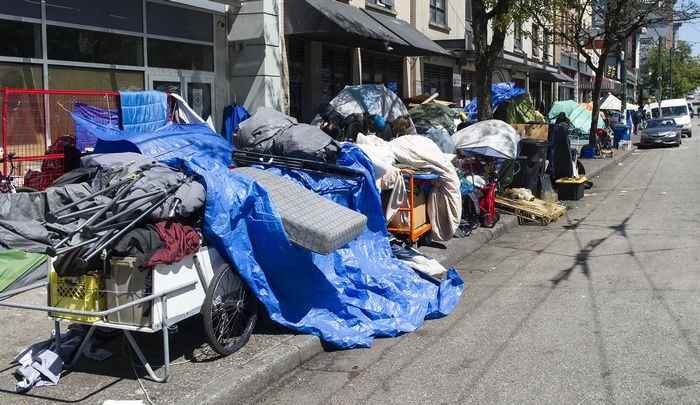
top-left (74, 106), bottom-right (463, 349)
top-left (464, 82), bottom-right (527, 121)
top-left (221, 104), bottom-right (251, 143)
top-left (119, 91), bottom-right (169, 134)
top-left (73, 103), bottom-right (120, 152)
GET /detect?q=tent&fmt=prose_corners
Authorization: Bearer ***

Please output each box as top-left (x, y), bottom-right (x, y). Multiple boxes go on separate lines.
top-left (600, 94), bottom-right (639, 112)
top-left (452, 119), bottom-right (520, 159)
top-left (314, 84), bottom-right (416, 133)
top-left (548, 101), bottom-right (605, 133)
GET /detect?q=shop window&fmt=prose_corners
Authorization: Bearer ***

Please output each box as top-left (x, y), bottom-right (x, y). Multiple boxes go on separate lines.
top-left (46, 0), bottom-right (143, 33)
top-left (0, 62), bottom-right (43, 89)
top-left (147, 2), bottom-right (213, 43)
top-left (148, 39), bottom-right (213, 71)
top-left (48, 66), bottom-right (144, 90)
top-left (47, 26), bottom-right (144, 66)
top-left (0, 1), bottom-right (41, 19)
top-left (423, 63), bottom-right (453, 100)
top-left (0, 20), bottom-right (42, 58)
top-left (321, 46), bottom-right (351, 105)
top-left (362, 52), bottom-right (403, 96)
top-left (430, 0), bottom-right (447, 27)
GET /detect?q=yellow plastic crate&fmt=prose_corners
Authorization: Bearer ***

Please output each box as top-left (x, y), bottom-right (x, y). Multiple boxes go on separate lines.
top-left (49, 270), bottom-right (106, 323)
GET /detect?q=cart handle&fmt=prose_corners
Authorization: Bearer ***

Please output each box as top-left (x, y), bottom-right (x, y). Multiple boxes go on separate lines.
top-left (0, 280), bottom-right (197, 318)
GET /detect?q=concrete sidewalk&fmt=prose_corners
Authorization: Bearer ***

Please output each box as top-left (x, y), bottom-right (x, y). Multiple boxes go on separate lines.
top-left (0, 146), bottom-right (635, 405)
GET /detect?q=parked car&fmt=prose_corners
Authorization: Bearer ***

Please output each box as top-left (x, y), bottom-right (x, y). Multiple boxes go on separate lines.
top-left (640, 118), bottom-right (682, 147)
top-left (659, 98), bottom-right (693, 137)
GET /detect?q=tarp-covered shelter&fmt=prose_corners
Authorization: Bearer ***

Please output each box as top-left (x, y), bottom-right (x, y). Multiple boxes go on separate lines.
top-left (453, 119), bottom-right (521, 159)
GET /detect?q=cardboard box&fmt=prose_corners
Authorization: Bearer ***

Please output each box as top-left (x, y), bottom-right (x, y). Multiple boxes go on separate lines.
top-left (389, 188), bottom-right (428, 230)
top-left (512, 124), bottom-right (549, 141)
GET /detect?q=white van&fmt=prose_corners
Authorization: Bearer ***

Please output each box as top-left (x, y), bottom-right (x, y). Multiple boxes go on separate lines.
top-left (659, 99), bottom-right (693, 137)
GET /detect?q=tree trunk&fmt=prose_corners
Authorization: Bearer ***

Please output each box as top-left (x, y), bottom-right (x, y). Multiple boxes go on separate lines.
top-left (589, 59), bottom-right (607, 147)
top-left (474, 57), bottom-right (494, 120)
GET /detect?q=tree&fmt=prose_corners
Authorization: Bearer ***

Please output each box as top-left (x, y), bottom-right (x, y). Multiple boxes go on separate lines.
top-left (642, 41), bottom-right (700, 99)
top-left (532, 0), bottom-right (700, 146)
top-left (471, 0), bottom-right (534, 120)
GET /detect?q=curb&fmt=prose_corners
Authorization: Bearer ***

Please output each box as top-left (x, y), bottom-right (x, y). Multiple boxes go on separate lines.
top-left (188, 150), bottom-right (635, 404)
top-left (585, 147), bottom-right (636, 179)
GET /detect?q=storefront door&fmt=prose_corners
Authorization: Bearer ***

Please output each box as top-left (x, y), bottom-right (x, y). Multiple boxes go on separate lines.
top-left (148, 71), bottom-right (214, 121)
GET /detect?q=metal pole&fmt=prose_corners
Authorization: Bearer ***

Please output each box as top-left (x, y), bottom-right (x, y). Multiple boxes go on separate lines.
top-left (657, 36), bottom-right (663, 105)
top-left (620, 50), bottom-right (627, 116)
top-left (669, 24), bottom-right (675, 98)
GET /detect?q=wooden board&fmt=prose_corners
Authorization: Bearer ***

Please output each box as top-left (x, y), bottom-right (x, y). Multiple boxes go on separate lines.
top-left (496, 196), bottom-right (567, 226)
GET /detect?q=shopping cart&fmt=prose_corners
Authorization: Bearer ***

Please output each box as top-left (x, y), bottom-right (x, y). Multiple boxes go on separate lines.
top-left (0, 246), bottom-right (258, 382)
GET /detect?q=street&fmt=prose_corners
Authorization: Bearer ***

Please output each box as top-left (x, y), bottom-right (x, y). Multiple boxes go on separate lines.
top-left (251, 122), bottom-right (700, 404)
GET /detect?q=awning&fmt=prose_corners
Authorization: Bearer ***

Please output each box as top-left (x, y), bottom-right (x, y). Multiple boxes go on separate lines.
top-left (530, 69), bottom-right (574, 83)
top-left (285, 0), bottom-right (450, 57)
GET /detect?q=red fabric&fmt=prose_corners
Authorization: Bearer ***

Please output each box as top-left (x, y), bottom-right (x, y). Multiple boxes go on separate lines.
top-left (479, 182), bottom-right (498, 227)
top-left (146, 221), bottom-right (201, 267)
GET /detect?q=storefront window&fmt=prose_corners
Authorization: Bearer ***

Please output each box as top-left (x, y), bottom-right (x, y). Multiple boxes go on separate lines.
top-left (0, 2), bottom-right (41, 19)
top-left (47, 26), bottom-right (144, 66)
top-left (0, 63), bottom-right (43, 89)
top-left (147, 39), bottom-right (213, 71)
top-left (147, 2), bottom-right (213, 43)
top-left (287, 39), bottom-right (305, 120)
top-left (321, 46), bottom-right (351, 105)
top-left (0, 20), bottom-right (42, 58)
top-left (362, 52), bottom-right (403, 96)
top-left (423, 63), bottom-right (452, 100)
top-left (46, 0), bottom-right (143, 32)
top-left (48, 66), bottom-right (144, 90)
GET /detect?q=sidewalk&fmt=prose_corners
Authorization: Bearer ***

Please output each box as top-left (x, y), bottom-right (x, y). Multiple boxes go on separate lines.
top-left (0, 146), bottom-right (636, 404)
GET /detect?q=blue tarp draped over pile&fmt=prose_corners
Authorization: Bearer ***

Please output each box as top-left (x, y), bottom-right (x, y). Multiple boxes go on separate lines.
top-left (464, 82), bottom-right (527, 121)
top-left (74, 106), bottom-right (463, 349)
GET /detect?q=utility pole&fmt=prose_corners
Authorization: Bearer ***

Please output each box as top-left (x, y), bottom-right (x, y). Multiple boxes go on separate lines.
top-left (620, 49), bottom-right (627, 116)
top-left (669, 24), bottom-right (675, 98)
top-left (657, 36), bottom-right (663, 106)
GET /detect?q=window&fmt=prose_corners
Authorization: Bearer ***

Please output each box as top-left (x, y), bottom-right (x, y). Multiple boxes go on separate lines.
top-left (430, 0), bottom-right (447, 26)
top-left (147, 2), bottom-right (213, 43)
top-left (514, 23), bottom-right (523, 51)
top-left (660, 106), bottom-right (688, 117)
top-left (366, 0), bottom-right (394, 11)
top-left (543, 30), bottom-right (550, 59)
top-left (362, 51), bottom-right (403, 95)
top-left (532, 25), bottom-right (540, 57)
top-left (47, 26), bottom-right (144, 66)
top-left (0, 20), bottom-right (42, 58)
top-left (422, 63), bottom-right (453, 101)
top-left (465, 0), bottom-right (472, 21)
top-left (0, 63), bottom-right (43, 89)
top-left (147, 39), bottom-right (214, 71)
top-left (46, 0), bottom-right (143, 32)
top-left (48, 66), bottom-right (143, 90)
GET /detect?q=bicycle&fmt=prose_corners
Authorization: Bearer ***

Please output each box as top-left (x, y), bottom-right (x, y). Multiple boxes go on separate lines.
top-left (0, 153), bottom-right (38, 193)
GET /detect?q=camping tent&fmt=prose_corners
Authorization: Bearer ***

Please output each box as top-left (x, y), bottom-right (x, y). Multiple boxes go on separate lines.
top-left (600, 94), bottom-right (638, 112)
top-left (548, 101), bottom-right (605, 133)
top-left (453, 119), bottom-right (520, 159)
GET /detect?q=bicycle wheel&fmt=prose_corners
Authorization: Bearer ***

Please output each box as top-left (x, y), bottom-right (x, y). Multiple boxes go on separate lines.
top-left (201, 263), bottom-right (258, 356)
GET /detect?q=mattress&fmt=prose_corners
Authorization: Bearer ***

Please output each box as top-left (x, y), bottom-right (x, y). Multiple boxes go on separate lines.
top-left (233, 167), bottom-right (367, 254)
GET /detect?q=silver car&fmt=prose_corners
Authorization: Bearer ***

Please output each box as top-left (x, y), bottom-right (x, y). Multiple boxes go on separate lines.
top-left (640, 118), bottom-right (682, 147)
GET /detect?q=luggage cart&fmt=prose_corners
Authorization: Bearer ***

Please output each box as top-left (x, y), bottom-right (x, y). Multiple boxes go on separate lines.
top-left (387, 169), bottom-right (438, 244)
top-left (0, 246), bottom-right (258, 383)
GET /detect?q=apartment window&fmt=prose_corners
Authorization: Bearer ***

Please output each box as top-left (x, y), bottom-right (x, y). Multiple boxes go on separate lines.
top-left (543, 30), bottom-right (550, 60)
top-left (430, 0), bottom-right (447, 27)
top-left (366, 0), bottom-right (395, 11)
top-left (465, 0), bottom-right (472, 21)
top-left (532, 25), bottom-right (540, 57)
top-left (514, 23), bottom-right (523, 51)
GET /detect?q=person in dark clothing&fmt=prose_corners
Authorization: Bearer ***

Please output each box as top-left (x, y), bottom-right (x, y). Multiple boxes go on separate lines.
top-left (554, 112), bottom-right (572, 127)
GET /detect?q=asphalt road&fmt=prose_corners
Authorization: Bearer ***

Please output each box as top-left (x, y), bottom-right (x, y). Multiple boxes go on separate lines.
top-left (251, 122), bottom-right (700, 404)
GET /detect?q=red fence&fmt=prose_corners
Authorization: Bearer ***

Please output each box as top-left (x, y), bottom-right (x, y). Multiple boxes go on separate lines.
top-left (1, 88), bottom-right (119, 189)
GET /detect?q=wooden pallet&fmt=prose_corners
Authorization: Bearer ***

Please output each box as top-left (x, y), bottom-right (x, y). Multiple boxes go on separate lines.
top-left (495, 196), bottom-right (567, 226)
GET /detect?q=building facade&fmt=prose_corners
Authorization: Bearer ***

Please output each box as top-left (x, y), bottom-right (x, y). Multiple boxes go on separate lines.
top-left (0, 0), bottom-right (231, 128)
